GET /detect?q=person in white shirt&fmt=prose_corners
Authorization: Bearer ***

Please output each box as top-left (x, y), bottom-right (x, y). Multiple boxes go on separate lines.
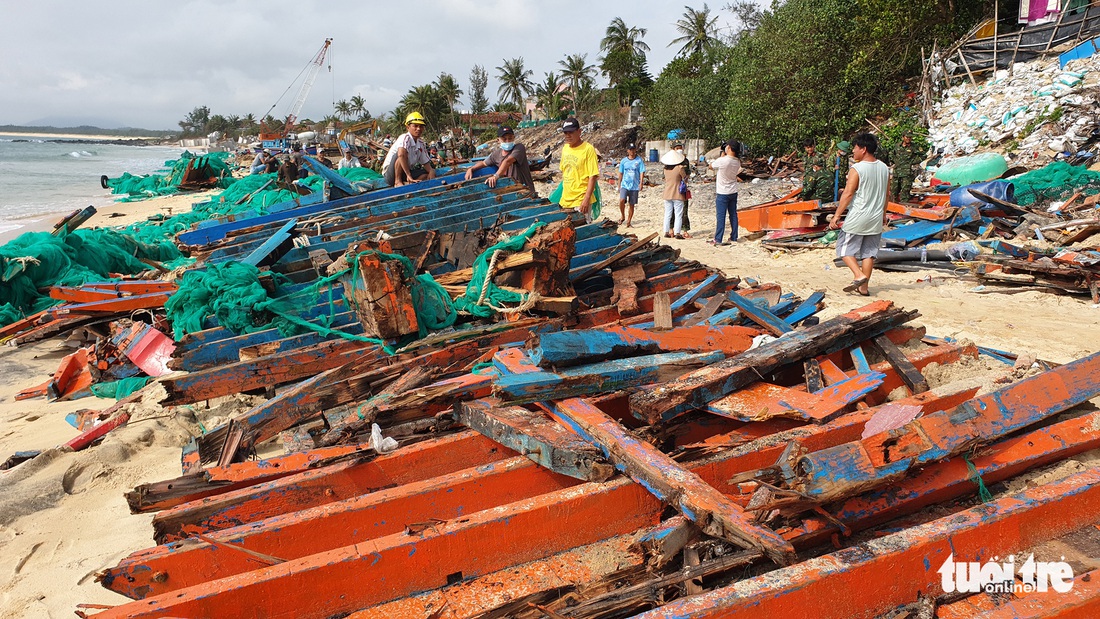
top-left (338, 150), bottom-right (361, 170)
top-left (829, 132), bottom-right (891, 297)
top-left (708, 140), bottom-right (744, 245)
top-left (382, 112), bottom-right (435, 186)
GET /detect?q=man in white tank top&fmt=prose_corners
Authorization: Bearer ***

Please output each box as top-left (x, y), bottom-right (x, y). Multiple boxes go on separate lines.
top-left (828, 132), bottom-right (890, 296)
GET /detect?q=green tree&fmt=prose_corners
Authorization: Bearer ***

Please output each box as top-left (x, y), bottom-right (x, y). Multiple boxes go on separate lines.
top-left (178, 105), bottom-right (211, 136)
top-left (399, 84), bottom-right (448, 135)
top-left (496, 57), bottom-right (534, 108)
top-left (535, 72), bottom-right (567, 121)
top-left (349, 95), bottom-right (369, 121)
top-left (670, 4), bottom-right (721, 58)
top-left (469, 65), bottom-right (490, 114)
top-left (240, 113), bottom-right (258, 135)
top-left (599, 18), bottom-right (650, 101)
top-left (717, 0), bottom-right (984, 153)
top-left (434, 72), bottom-right (463, 129)
top-left (645, 55), bottom-right (729, 144)
top-left (334, 99), bottom-right (353, 121)
top-left (558, 53), bottom-right (597, 117)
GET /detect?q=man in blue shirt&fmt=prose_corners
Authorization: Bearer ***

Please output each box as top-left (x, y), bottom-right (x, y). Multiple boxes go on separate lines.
top-left (617, 143), bottom-right (646, 227)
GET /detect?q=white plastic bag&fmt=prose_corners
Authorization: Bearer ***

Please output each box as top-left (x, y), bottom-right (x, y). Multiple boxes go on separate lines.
top-left (370, 423), bottom-right (399, 454)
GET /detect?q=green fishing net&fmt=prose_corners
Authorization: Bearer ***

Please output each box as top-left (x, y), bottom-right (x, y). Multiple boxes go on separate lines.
top-left (453, 222), bottom-right (547, 318)
top-left (105, 151), bottom-right (237, 202)
top-left (0, 228), bottom-right (184, 322)
top-left (90, 376), bottom-right (150, 400)
top-left (1010, 161), bottom-right (1100, 206)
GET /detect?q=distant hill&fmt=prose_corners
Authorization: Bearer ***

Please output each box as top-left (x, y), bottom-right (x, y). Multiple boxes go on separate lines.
top-left (24, 115), bottom-right (125, 129)
top-left (0, 125), bottom-right (177, 138)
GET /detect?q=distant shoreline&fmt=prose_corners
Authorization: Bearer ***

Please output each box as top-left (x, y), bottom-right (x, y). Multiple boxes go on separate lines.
top-left (0, 131), bottom-right (167, 141)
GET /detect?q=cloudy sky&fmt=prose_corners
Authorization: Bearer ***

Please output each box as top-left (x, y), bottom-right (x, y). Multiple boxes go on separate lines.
top-left (0, 1), bottom-right (753, 130)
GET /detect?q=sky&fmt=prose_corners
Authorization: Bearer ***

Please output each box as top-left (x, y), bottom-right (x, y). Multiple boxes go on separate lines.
top-left (0, 0), bottom-right (754, 130)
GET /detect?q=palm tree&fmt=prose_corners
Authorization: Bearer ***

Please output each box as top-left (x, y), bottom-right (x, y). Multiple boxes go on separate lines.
top-left (601, 18), bottom-right (650, 58)
top-left (670, 4), bottom-right (720, 58)
top-left (534, 72), bottom-right (566, 121)
top-left (558, 53), bottom-right (597, 117)
top-left (495, 57), bottom-right (534, 108)
top-left (600, 18), bottom-right (650, 99)
top-left (334, 99), bottom-right (353, 121)
top-left (349, 95), bottom-right (368, 121)
top-left (434, 73), bottom-right (463, 129)
top-left (240, 113), bottom-right (258, 136)
top-left (400, 84), bottom-right (447, 133)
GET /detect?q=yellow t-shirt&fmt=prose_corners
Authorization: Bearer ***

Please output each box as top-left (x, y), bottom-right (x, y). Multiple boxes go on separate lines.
top-left (558, 141), bottom-right (599, 208)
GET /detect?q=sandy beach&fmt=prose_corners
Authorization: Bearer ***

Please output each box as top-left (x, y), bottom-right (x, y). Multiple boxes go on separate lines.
top-left (0, 175), bottom-right (1097, 617)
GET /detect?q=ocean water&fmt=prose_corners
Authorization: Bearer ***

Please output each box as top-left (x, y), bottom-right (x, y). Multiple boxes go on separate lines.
top-left (0, 135), bottom-right (184, 236)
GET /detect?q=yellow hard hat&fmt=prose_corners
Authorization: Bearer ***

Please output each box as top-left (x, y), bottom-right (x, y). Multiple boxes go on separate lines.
top-left (405, 111), bottom-right (426, 126)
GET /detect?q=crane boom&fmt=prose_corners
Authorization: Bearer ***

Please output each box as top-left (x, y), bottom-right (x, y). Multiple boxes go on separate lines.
top-left (284, 38), bottom-right (332, 138)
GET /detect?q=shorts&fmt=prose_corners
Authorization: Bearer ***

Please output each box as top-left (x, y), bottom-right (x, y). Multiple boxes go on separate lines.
top-left (835, 231), bottom-right (881, 260)
top-left (619, 188), bottom-right (639, 205)
top-left (383, 164), bottom-right (428, 187)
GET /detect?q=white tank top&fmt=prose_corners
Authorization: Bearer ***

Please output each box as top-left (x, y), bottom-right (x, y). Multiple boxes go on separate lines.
top-left (843, 159), bottom-right (890, 235)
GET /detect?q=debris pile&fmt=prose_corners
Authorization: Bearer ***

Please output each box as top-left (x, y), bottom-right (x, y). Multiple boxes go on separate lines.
top-left (928, 54), bottom-right (1100, 160)
top-left (3, 145), bottom-right (1100, 619)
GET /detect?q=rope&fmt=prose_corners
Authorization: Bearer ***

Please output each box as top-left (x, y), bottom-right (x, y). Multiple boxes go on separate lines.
top-left (477, 250), bottom-right (504, 306)
top-left (964, 452), bottom-right (994, 503)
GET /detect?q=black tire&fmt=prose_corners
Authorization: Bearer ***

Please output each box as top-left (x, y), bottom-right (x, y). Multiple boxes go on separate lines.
top-left (100, 175), bottom-right (109, 189)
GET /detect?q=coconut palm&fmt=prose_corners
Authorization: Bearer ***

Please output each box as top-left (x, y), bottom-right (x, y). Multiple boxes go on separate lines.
top-left (240, 113), bottom-right (258, 136)
top-left (601, 18), bottom-right (650, 58)
top-left (558, 53), bottom-right (597, 117)
top-left (495, 57), bottom-right (534, 108)
top-left (349, 95), bottom-right (368, 121)
top-left (434, 73), bottom-right (463, 129)
top-left (334, 99), bottom-right (353, 121)
top-left (669, 4), bottom-right (720, 58)
top-left (400, 84), bottom-right (448, 133)
top-left (534, 72), bottom-right (566, 121)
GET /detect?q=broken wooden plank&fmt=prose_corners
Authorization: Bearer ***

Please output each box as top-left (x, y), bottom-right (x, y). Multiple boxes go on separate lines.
top-left (866, 334), bottom-right (929, 394)
top-left (456, 399), bottom-right (613, 482)
top-left (548, 397), bottom-right (797, 566)
top-left (240, 218), bottom-right (297, 268)
top-left (652, 291), bottom-right (673, 330)
top-left (726, 290), bottom-right (793, 337)
top-left (494, 350), bottom-right (725, 404)
top-left (706, 372), bottom-right (885, 424)
top-left (786, 351), bottom-right (1100, 503)
top-left (629, 301), bottom-right (919, 424)
top-left (528, 324), bottom-right (760, 369)
top-left (571, 232), bottom-right (659, 282)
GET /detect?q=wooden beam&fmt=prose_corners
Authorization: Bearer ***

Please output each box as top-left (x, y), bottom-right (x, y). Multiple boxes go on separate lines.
top-left (629, 301), bottom-right (919, 424)
top-left (787, 351), bottom-right (1100, 503)
top-left (571, 232), bottom-right (659, 282)
top-left (549, 398), bottom-right (796, 566)
top-left (456, 399), bottom-right (614, 482)
top-left (726, 290), bottom-right (793, 337)
top-left (528, 324), bottom-right (760, 368)
top-left (867, 334), bottom-right (929, 394)
top-left (494, 350), bottom-right (725, 404)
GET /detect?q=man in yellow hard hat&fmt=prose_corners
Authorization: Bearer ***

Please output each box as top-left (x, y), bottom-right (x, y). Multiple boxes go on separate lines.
top-left (382, 111), bottom-right (435, 186)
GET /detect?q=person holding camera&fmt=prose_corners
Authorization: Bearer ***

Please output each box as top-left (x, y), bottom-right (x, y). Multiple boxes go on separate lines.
top-left (708, 140), bottom-right (743, 245)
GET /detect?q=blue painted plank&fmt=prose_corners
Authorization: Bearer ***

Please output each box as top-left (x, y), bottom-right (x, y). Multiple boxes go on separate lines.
top-left (303, 156), bottom-right (358, 196)
top-left (849, 345), bottom-right (872, 374)
top-left (495, 350), bottom-right (726, 404)
top-left (670, 274), bottom-right (722, 311)
top-left (726, 290), bottom-right (793, 336)
top-left (241, 219), bottom-right (297, 267)
top-left (784, 291), bottom-right (826, 325)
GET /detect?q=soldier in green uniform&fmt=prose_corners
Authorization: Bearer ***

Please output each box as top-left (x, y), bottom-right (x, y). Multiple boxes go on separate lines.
top-left (833, 140), bottom-right (851, 199)
top-left (800, 139), bottom-right (827, 202)
top-left (889, 133), bottom-right (922, 203)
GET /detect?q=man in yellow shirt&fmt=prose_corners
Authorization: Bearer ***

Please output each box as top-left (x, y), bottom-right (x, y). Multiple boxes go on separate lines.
top-left (557, 117), bottom-right (599, 222)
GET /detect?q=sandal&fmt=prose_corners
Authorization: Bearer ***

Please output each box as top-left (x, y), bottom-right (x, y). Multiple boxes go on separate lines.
top-left (706, 239), bottom-right (718, 246)
top-left (675, 233), bottom-right (687, 239)
top-left (843, 278), bottom-right (868, 293)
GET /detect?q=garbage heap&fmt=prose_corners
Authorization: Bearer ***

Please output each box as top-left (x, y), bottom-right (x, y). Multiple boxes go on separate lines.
top-left (928, 53), bottom-right (1100, 162)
